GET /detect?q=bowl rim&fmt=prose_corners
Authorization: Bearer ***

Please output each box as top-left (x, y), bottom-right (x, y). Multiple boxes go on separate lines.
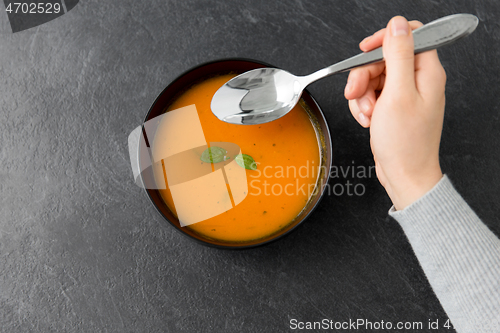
top-left (141, 57), bottom-right (333, 249)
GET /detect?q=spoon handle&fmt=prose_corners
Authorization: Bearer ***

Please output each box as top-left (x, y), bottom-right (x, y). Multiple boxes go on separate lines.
top-left (303, 13), bottom-right (478, 85)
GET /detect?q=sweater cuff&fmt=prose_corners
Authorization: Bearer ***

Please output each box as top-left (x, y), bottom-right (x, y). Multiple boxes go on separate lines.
top-left (388, 174), bottom-right (449, 217)
top-left (388, 174), bottom-right (476, 236)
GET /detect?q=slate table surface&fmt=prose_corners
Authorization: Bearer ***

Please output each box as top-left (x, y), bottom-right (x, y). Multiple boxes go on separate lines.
top-left (1, 0), bottom-right (499, 332)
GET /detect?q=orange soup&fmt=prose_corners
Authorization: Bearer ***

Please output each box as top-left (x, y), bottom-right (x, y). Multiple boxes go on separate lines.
top-left (152, 74), bottom-right (321, 243)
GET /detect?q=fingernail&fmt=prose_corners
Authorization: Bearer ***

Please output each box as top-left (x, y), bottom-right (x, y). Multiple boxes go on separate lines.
top-left (358, 97), bottom-right (371, 113)
top-left (345, 80), bottom-right (353, 94)
top-left (360, 35), bottom-right (372, 44)
top-left (358, 112), bottom-right (368, 126)
top-left (391, 16), bottom-right (409, 36)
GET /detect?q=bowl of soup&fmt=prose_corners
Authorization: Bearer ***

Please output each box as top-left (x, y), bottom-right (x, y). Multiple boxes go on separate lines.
top-left (137, 59), bottom-right (332, 248)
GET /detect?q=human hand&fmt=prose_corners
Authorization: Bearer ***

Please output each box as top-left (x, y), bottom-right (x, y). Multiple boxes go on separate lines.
top-left (344, 16), bottom-right (445, 210)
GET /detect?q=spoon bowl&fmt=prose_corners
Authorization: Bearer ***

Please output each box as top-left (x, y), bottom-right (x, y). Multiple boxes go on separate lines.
top-left (212, 68), bottom-right (304, 124)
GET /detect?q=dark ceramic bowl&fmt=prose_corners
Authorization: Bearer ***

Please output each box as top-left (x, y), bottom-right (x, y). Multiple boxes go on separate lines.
top-left (140, 59), bottom-right (333, 249)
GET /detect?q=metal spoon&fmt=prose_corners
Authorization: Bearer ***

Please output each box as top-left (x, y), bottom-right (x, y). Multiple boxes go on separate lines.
top-left (211, 13), bottom-right (478, 125)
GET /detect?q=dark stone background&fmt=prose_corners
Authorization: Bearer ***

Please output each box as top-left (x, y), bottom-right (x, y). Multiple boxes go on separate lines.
top-left (1, 0), bottom-right (499, 332)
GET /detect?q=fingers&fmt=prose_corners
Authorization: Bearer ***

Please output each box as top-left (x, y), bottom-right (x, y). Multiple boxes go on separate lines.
top-left (356, 76), bottom-right (384, 117)
top-left (382, 16), bottom-right (416, 92)
top-left (410, 20), bottom-right (424, 29)
top-left (348, 99), bottom-right (371, 128)
top-left (346, 18), bottom-right (422, 102)
top-left (347, 76), bottom-right (384, 127)
top-left (345, 66), bottom-right (385, 127)
top-left (344, 62), bottom-right (385, 100)
top-left (359, 28), bottom-right (386, 52)
top-left (345, 17), bottom-right (432, 128)
top-left (360, 20), bottom-right (423, 52)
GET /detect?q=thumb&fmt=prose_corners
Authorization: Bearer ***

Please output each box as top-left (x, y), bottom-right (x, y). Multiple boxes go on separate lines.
top-left (383, 16), bottom-right (416, 92)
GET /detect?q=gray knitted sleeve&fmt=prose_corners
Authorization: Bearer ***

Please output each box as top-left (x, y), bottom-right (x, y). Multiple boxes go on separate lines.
top-left (389, 175), bottom-right (500, 333)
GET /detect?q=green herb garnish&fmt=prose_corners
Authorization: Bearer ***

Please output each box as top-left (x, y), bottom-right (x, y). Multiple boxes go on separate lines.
top-left (235, 154), bottom-right (257, 170)
top-left (201, 146), bottom-right (227, 163)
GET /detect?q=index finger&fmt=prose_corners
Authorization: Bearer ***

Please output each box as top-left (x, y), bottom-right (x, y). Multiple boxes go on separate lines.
top-left (360, 20), bottom-right (423, 52)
